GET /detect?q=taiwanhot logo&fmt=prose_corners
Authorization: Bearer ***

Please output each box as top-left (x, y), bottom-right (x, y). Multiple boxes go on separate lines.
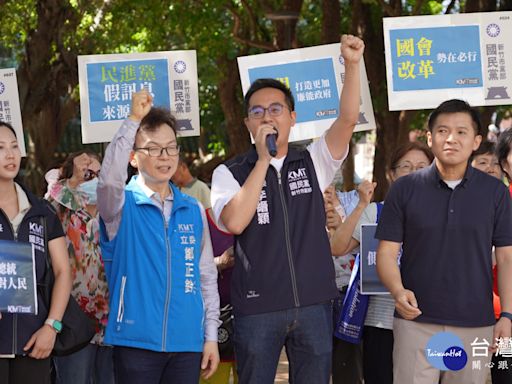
top-left (425, 332), bottom-right (468, 371)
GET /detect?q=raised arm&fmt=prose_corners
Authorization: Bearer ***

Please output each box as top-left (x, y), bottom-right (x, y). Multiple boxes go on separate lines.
top-left (325, 34), bottom-right (364, 160)
top-left (330, 180), bottom-right (376, 255)
top-left (97, 90), bottom-right (152, 227)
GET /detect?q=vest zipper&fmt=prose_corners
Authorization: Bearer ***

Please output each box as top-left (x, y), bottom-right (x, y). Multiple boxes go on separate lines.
top-left (276, 170), bottom-right (300, 307)
top-left (161, 213), bottom-right (172, 351)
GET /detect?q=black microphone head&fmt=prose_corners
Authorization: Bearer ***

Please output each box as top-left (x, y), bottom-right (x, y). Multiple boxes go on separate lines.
top-left (266, 133), bottom-right (278, 157)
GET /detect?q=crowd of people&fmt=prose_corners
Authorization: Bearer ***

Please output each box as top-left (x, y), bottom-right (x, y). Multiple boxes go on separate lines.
top-left (1, 32), bottom-right (512, 384)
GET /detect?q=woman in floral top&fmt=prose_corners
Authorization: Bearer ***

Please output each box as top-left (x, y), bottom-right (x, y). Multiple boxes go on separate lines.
top-left (47, 150), bottom-right (113, 384)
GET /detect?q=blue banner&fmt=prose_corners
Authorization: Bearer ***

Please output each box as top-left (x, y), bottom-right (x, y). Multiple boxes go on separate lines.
top-left (0, 240), bottom-right (37, 314)
top-left (86, 59), bottom-right (171, 122)
top-left (360, 224), bottom-right (389, 294)
top-left (248, 58), bottom-right (339, 124)
top-left (334, 254), bottom-right (369, 343)
top-left (390, 26), bottom-right (483, 91)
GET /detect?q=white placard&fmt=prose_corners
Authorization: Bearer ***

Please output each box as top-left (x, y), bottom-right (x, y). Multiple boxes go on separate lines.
top-left (78, 51), bottom-right (200, 143)
top-left (238, 43), bottom-right (376, 142)
top-left (384, 11), bottom-right (512, 110)
top-left (0, 68), bottom-right (26, 156)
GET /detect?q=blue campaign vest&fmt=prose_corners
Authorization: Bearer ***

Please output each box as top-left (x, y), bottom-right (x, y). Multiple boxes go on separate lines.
top-left (99, 177), bottom-right (204, 352)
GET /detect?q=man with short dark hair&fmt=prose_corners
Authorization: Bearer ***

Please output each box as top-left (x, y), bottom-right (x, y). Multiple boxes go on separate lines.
top-left (97, 90), bottom-right (220, 384)
top-left (172, 156), bottom-right (211, 209)
top-left (211, 34), bottom-right (365, 383)
top-left (376, 99), bottom-right (512, 384)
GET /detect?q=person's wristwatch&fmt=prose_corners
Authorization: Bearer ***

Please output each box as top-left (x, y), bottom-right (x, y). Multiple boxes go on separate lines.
top-left (499, 312), bottom-right (512, 321)
top-left (44, 318), bottom-right (63, 333)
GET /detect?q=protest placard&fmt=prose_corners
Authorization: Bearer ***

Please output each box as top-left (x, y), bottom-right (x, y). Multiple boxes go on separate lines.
top-left (0, 68), bottom-right (26, 156)
top-left (359, 224), bottom-right (389, 294)
top-left (78, 51), bottom-right (200, 143)
top-left (238, 43), bottom-right (375, 142)
top-left (0, 240), bottom-right (37, 314)
top-left (384, 11), bottom-right (512, 110)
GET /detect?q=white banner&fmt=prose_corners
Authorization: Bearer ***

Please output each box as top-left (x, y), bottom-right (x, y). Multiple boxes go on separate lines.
top-left (78, 51), bottom-right (200, 143)
top-left (0, 68), bottom-right (26, 156)
top-left (238, 43), bottom-right (376, 142)
top-left (384, 11), bottom-right (512, 110)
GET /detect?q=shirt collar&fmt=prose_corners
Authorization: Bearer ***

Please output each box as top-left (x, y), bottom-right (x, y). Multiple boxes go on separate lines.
top-left (15, 182), bottom-right (31, 213)
top-left (10, 182), bottom-right (31, 229)
top-left (135, 175), bottom-right (174, 202)
top-left (184, 178), bottom-right (197, 189)
top-left (427, 161), bottom-right (475, 189)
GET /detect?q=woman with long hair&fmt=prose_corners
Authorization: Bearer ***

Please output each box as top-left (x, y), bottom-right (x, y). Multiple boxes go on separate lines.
top-left (0, 121), bottom-right (71, 383)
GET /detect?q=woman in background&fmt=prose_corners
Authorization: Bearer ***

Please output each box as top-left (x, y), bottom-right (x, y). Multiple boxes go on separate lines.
top-left (47, 150), bottom-right (113, 384)
top-left (330, 141), bottom-right (434, 384)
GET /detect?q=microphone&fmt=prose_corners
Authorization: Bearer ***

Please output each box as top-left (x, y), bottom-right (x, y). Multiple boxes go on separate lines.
top-left (266, 133), bottom-right (278, 157)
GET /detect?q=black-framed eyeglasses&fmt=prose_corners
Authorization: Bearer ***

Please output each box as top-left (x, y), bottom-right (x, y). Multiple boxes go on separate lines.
top-left (84, 169), bottom-right (100, 181)
top-left (134, 145), bottom-right (181, 157)
top-left (247, 103), bottom-right (289, 119)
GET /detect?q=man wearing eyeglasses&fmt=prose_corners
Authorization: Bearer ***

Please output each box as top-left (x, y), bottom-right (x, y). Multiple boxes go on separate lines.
top-left (96, 91), bottom-right (221, 384)
top-left (211, 34), bottom-right (364, 384)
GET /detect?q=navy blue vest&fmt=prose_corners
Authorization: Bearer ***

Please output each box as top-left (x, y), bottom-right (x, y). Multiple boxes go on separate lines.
top-left (225, 146), bottom-right (338, 315)
top-left (0, 185), bottom-right (63, 355)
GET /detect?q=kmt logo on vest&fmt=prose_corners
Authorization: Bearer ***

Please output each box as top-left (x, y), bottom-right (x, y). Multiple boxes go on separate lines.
top-left (28, 222), bottom-right (45, 252)
top-left (425, 332), bottom-right (468, 371)
top-left (287, 168), bottom-right (312, 197)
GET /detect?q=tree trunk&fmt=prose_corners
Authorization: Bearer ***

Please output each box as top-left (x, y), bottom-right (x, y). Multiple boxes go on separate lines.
top-left (17, 0), bottom-right (79, 195)
top-left (322, 0), bottom-right (341, 43)
top-left (217, 56), bottom-right (250, 158)
top-left (273, 0), bottom-right (303, 49)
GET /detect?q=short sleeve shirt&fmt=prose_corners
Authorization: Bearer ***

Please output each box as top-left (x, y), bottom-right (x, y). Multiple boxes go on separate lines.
top-left (375, 163), bottom-right (512, 327)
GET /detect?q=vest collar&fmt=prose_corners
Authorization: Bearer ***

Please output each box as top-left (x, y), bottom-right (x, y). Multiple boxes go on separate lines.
top-left (127, 176), bottom-right (189, 211)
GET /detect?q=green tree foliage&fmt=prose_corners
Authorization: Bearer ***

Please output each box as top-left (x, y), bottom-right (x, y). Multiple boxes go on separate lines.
top-left (1, 0), bottom-right (511, 194)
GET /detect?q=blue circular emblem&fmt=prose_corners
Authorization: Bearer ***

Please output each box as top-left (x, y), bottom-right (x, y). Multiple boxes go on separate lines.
top-left (339, 55), bottom-right (345, 65)
top-left (174, 61), bottom-right (187, 74)
top-left (486, 23), bottom-right (500, 37)
top-left (425, 332), bottom-right (468, 371)
top-left (0, 81), bottom-right (5, 95)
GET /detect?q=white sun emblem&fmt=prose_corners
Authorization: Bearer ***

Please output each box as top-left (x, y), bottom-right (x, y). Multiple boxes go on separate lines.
top-left (486, 23), bottom-right (500, 37)
top-left (174, 61), bottom-right (187, 74)
top-left (0, 82), bottom-right (5, 95)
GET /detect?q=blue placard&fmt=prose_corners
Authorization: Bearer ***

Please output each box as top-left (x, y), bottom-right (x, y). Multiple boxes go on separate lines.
top-left (86, 59), bottom-right (171, 122)
top-left (390, 26), bottom-right (483, 91)
top-left (360, 224), bottom-right (388, 294)
top-left (0, 240), bottom-right (37, 314)
top-left (248, 58), bottom-right (340, 124)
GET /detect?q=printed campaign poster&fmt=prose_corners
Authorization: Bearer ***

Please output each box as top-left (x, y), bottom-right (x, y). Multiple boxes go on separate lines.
top-left (0, 240), bottom-right (38, 315)
top-left (238, 44), bottom-right (376, 142)
top-left (78, 51), bottom-right (200, 143)
top-left (0, 68), bottom-right (26, 156)
top-left (384, 11), bottom-right (512, 110)
top-left (359, 224), bottom-right (389, 295)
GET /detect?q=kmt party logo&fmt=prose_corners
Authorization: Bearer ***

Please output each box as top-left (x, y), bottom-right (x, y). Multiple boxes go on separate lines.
top-left (425, 332), bottom-right (468, 371)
